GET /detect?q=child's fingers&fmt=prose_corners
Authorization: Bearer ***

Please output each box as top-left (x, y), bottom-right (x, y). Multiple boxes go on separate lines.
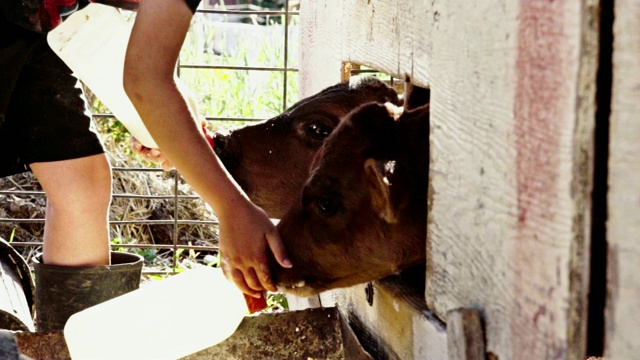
top-left (265, 231), bottom-right (292, 269)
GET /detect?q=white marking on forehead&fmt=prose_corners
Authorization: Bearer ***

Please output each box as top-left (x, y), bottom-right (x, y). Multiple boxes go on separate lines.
top-left (348, 75), bottom-right (364, 89)
top-left (384, 160), bottom-right (396, 174)
top-left (384, 102), bottom-right (404, 120)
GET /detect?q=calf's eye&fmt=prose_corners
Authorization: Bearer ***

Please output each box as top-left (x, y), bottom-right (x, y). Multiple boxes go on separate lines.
top-left (306, 121), bottom-right (332, 140)
top-left (316, 196), bottom-right (338, 217)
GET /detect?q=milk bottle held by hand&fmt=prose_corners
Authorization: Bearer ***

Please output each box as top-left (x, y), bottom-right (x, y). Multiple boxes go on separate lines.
top-left (47, 3), bottom-right (201, 149)
top-left (64, 266), bottom-right (253, 360)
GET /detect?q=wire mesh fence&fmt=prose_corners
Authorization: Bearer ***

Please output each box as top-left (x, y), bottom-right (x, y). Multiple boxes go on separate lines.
top-left (0, 1), bottom-right (300, 276)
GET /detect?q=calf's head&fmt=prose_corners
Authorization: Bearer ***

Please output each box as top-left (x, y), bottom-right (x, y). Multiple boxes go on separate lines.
top-left (272, 101), bottom-right (430, 296)
top-left (213, 77), bottom-right (399, 219)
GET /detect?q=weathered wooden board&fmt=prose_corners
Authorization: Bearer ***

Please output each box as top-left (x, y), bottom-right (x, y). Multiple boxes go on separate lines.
top-left (300, 1), bottom-right (600, 359)
top-left (299, 0), bottom-right (435, 96)
top-left (447, 309), bottom-right (486, 360)
top-left (323, 276), bottom-right (447, 360)
top-left (605, 0), bottom-right (640, 358)
top-left (427, 1), bottom-right (599, 359)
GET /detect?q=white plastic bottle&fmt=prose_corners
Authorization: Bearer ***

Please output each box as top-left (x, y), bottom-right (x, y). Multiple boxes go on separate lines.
top-left (47, 3), bottom-right (202, 149)
top-left (64, 266), bottom-right (249, 360)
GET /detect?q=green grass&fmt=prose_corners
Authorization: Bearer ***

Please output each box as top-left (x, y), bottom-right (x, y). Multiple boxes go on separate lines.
top-left (178, 14), bottom-right (300, 130)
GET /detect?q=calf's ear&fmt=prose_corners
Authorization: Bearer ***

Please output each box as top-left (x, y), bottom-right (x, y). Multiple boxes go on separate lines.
top-left (364, 158), bottom-right (398, 224)
top-left (403, 82), bottom-right (430, 110)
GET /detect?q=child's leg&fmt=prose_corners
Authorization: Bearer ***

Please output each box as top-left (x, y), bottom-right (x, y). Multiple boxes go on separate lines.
top-left (30, 153), bottom-right (112, 266)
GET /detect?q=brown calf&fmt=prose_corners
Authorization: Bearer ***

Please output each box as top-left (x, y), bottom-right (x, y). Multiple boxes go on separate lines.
top-left (213, 77), bottom-right (399, 218)
top-left (272, 98), bottom-right (430, 296)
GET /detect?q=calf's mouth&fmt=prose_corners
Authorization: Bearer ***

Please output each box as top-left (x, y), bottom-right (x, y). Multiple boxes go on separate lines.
top-left (270, 257), bottom-right (358, 297)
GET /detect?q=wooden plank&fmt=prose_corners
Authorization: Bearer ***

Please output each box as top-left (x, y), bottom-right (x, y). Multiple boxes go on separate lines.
top-left (605, 0), bottom-right (640, 357)
top-left (323, 276), bottom-right (448, 360)
top-left (447, 309), bottom-right (486, 360)
top-left (285, 293), bottom-right (321, 311)
top-left (299, 0), bottom-right (434, 97)
top-left (426, 1), bottom-right (599, 359)
top-left (300, 1), bottom-right (599, 359)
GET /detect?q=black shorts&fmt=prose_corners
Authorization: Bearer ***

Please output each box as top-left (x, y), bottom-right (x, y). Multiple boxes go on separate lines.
top-left (0, 20), bottom-right (105, 178)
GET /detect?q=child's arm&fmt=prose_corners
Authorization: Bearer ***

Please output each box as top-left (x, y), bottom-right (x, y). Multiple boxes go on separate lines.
top-left (123, 0), bottom-right (291, 297)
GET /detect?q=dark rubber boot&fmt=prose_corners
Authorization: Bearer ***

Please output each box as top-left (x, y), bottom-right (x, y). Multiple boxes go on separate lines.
top-left (33, 252), bottom-right (143, 332)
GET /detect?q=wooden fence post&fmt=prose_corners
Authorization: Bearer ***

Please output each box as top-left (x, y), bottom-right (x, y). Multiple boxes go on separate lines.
top-left (447, 309), bottom-right (486, 360)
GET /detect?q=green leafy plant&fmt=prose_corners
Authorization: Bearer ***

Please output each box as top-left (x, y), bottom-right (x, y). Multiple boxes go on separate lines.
top-left (266, 292), bottom-right (289, 312)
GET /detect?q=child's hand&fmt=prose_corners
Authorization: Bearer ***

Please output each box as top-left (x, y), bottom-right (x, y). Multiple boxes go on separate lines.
top-left (130, 137), bottom-right (175, 171)
top-left (218, 198), bottom-right (292, 298)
